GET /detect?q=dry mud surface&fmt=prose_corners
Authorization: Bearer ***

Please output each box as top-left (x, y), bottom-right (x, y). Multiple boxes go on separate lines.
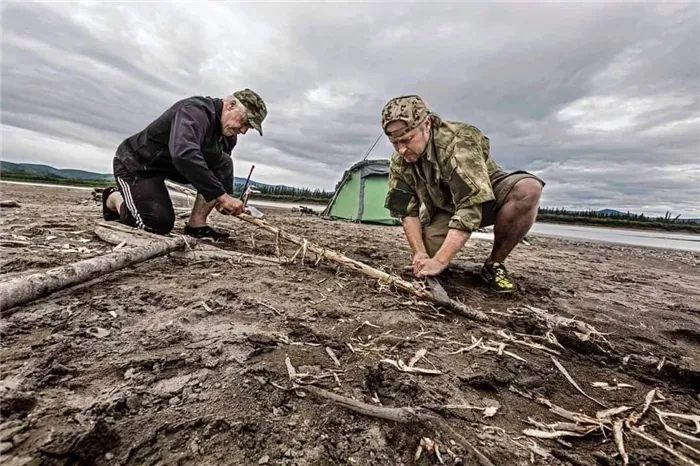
top-left (1, 182), bottom-right (699, 466)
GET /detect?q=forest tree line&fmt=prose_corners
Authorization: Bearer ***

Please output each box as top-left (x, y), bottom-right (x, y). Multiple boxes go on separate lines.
top-left (234, 182), bottom-right (334, 200)
top-left (537, 207), bottom-right (699, 224)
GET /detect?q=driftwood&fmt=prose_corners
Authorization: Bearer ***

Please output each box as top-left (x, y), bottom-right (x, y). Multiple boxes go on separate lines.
top-left (169, 250), bottom-right (280, 266)
top-left (0, 228), bottom-right (188, 314)
top-left (166, 181), bottom-right (489, 321)
top-left (1, 200), bottom-right (21, 208)
top-left (94, 227), bottom-right (154, 247)
top-left (300, 384), bottom-right (496, 466)
top-left (236, 212), bottom-right (489, 322)
top-left (94, 226), bottom-right (280, 266)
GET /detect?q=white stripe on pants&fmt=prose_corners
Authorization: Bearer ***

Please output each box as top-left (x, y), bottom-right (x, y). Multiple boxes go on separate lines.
top-left (117, 177), bottom-right (146, 230)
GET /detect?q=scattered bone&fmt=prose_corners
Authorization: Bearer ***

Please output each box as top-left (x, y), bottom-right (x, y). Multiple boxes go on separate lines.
top-left (380, 358), bottom-right (442, 376)
top-left (325, 347), bottom-right (341, 367)
top-left (527, 440), bottom-right (552, 459)
top-left (285, 356), bottom-right (297, 380)
top-left (627, 388), bottom-right (657, 425)
top-left (591, 382), bottom-right (635, 391)
top-left (525, 418), bottom-right (591, 435)
top-left (523, 429), bottom-right (585, 439)
top-left (408, 348), bottom-right (427, 368)
top-left (551, 356), bottom-right (607, 408)
top-left (481, 341), bottom-right (526, 362)
top-left (596, 406), bottom-right (632, 420)
top-left (613, 420), bottom-right (629, 465)
top-left (446, 335), bottom-right (526, 362)
top-left (257, 301), bottom-right (283, 316)
top-left (358, 320), bottom-right (380, 330)
top-left (656, 356), bottom-right (666, 371)
top-left (496, 343), bottom-right (505, 356)
top-left (446, 337), bottom-right (483, 355)
top-left (496, 329), bottom-right (561, 356)
top-left (534, 397), bottom-right (602, 426)
top-left (431, 402), bottom-right (500, 418)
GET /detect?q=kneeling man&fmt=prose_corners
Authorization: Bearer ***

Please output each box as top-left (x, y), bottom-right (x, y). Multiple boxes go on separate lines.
top-left (102, 89), bottom-right (267, 238)
top-left (383, 95), bottom-right (544, 293)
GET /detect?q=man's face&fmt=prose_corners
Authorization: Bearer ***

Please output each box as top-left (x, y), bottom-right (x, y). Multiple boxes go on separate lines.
top-left (221, 102), bottom-right (250, 137)
top-left (386, 120), bottom-right (430, 163)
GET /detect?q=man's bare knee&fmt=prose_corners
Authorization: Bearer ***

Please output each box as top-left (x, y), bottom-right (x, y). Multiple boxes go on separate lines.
top-left (506, 178), bottom-right (542, 206)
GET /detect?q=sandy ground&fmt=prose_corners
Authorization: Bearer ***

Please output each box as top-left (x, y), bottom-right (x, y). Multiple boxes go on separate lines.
top-left (1, 182), bottom-right (699, 466)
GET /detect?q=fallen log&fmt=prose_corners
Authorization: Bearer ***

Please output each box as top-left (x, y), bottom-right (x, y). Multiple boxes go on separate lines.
top-left (164, 180), bottom-right (489, 322)
top-left (94, 225), bottom-right (280, 266)
top-left (94, 226), bottom-right (154, 247)
top-left (299, 384), bottom-right (496, 466)
top-left (0, 232), bottom-right (188, 314)
top-left (0, 200), bottom-right (21, 208)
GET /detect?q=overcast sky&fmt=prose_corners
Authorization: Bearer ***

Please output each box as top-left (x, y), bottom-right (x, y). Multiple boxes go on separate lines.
top-left (2, 1), bottom-right (699, 216)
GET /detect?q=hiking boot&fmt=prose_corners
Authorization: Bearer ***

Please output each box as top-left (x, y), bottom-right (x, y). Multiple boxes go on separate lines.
top-left (480, 261), bottom-right (516, 293)
top-left (184, 224), bottom-right (230, 239)
top-left (102, 186), bottom-right (120, 221)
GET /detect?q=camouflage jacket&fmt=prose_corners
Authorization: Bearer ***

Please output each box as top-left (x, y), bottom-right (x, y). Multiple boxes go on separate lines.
top-left (384, 117), bottom-right (507, 231)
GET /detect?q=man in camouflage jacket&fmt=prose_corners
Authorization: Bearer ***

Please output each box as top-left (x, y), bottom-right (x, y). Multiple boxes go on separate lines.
top-left (383, 95), bottom-right (544, 293)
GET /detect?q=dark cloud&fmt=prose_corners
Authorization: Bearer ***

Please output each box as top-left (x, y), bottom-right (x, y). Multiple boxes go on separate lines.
top-left (1, 1), bottom-right (698, 215)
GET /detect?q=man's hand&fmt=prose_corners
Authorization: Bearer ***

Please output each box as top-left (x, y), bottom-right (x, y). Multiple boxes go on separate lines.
top-left (215, 194), bottom-right (244, 215)
top-left (412, 251), bottom-right (430, 275)
top-left (414, 257), bottom-right (448, 277)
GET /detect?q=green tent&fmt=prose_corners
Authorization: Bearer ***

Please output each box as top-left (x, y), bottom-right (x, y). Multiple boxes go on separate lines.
top-left (322, 159), bottom-right (399, 225)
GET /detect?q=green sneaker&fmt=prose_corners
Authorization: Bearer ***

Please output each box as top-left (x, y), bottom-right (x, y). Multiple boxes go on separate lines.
top-left (480, 261), bottom-right (516, 293)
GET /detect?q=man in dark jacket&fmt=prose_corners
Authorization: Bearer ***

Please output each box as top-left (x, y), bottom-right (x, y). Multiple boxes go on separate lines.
top-left (102, 88), bottom-right (267, 238)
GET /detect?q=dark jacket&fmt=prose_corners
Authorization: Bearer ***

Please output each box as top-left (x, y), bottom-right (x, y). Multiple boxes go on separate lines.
top-left (115, 96), bottom-right (236, 201)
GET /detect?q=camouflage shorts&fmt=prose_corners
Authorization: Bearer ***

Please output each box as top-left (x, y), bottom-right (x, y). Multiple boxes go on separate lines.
top-left (423, 171), bottom-right (544, 257)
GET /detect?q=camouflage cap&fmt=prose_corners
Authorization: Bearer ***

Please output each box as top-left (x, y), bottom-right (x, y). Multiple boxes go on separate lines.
top-left (232, 88), bottom-right (267, 136)
top-left (381, 95), bottom-right (429, 138)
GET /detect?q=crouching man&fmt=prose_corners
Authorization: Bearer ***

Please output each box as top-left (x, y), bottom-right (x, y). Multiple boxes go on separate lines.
top-left (382, 95), bottom-right (544, 293)
top-left (102, 89), bottom-right (267, 238)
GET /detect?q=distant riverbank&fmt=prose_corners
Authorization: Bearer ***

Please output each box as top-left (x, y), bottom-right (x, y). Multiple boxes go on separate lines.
top-left (537, 214), bottom-right (700, 234)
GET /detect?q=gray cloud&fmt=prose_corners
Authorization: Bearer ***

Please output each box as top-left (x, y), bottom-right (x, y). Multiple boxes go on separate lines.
top-left (1, 1), bottom-right (698, 216)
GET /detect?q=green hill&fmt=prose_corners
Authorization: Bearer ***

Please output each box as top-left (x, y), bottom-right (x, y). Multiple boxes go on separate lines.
top-left (0, 161), bottom-right (112, 180)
